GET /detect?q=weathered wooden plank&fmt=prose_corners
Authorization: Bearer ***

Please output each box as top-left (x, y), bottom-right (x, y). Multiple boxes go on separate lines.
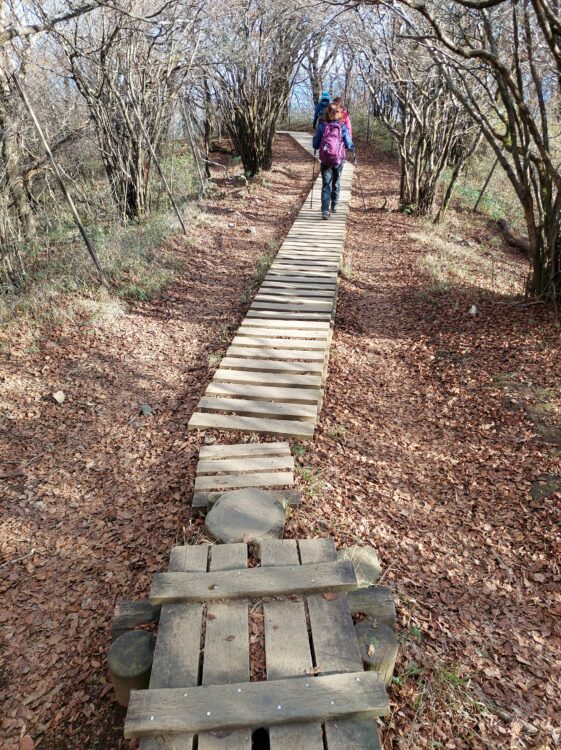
top-left (237, 326), bottom-right (330, 338)
top-left (259, 538), bottom-right (300, 567)
top-left (298, 539), bottom-right (381, 749)
top-left (199, 442), bottom-right (290, 460)
top-left (150, 560), bottom-right (357, 604)
top-left (266, 605), bottom-right (324, 748)
top-left (206, 382), bottom-right (321, 403)
top-left (226, 346), bottom-right (326, 362)
top-left (211, 369), bottom-right (322, 388)
top-left (125, 672), bottom-right (389, 738)
top-left (193, 489), bottom-right (301, 512)
top-left (261, 278), bottom-right (337, 289)
top-left (240, 318), bottom-right (331, 329)
top-left (231, 336), bottom-right (328, 350)
top-left (194, 470), bottom-right (294, 492)
top-left (139, 545), bottom-right (209, 750)
top-left (197, 397), bottom-right (318, 422)
top-left (188, 412), bottom-right (315, 439)
top-left (253, 298), bottom-right (334, 310)
top-left (218, 358), bottom-right (324, 375)
top-left (112, 600), bottom-right (160, 640)
top-left (199, 543), bottom-right (251, 749)
top-left (250, 303), bottom-right (334, 314)
top-left (246, 311), bottom-right (332, 322)
top-left (257, 288), bottom-right (336, 298)
top-left (197, 454), bottom-right (294, 475)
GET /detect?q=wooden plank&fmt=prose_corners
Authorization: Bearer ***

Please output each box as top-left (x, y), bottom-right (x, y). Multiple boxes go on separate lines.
top-left (211, 369), bottom-right (322, 388)
top-left (237, 326), bottom-right (330, 338)
top-left (125, 672), bottom-right (389, 738)
top-left (139, 545), bottom-right (209, 750)
top-left (226, 346), bottom-right (327, 362)
top-left (219, 357), bottom-right (324, 374)
top-left (188, 412), bottom-right (316, 439)
top-left (199, 543), bottom-right (251, 750)
top-left (253, 298), bottom-right (334, 309)
top-left (231, 336), bottom-right (328, 350)
top-left (240, 318), bottom-right (331, 329)
top-left (298, 539), bottom-right (380, 749)
top-left (194, 470), bottom-right (294, 492)
top-left (149, 560), bottom-right (358, 604)
top-left (197, 397), bottom-right (318, 422)
top-left (197, 454), bottom-right (294, 475)
top-left (261, 539), bottom-right (324, 749)
top-left (246, 311), bottom-right (332, 322)
top-left (193, 489), bottom-right (302, 512)
top-left (206, 382), bottom-right (321, 403)
top-left (249, 303), bottom-right (334, 314)
top-left (257, 288), bottom-right (336, 298)
top-left (261, 279), bottom-right (337, 289)
top-left (199, 442), bottom-right (290, 460)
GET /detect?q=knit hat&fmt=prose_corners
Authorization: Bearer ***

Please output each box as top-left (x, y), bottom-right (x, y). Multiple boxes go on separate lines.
top-left (321, 91), bottom-right (331, 101)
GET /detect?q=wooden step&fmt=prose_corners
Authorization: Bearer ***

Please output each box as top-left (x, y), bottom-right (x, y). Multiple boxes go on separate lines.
top-left (150, 560), bottom-right (357, 604)
top-left (194, 470), bottom-right (294, 492)
top-left (246, 311), bottom-right (332, 321)
top-left (249, 304), bottom-right (334, 314)
top-left (237, 326), bottom-right (330, 339)
top-left (197, 397), bottom-right (318, 422)
top-left (125, 671), bottom-right (388, 738)
top-left (231, 336), bottom-right (328, 350)
top-left (188, 411), bottom-right (316, 439)
top-left (226, 346), bottom-right (326, 361)
top-left (241, 318), bottom-right (331, 329)
top-left (206, 382), bottom-right (321, 403)
top-left (258, 288), bottom-right (336, 298)
top-left (213, 369), bottom-right (322, 387)
top-left (197, 454), bottom-right (294, 475)
top-left (219, 357), bottom-right (324, 374)
top-left (199, 442), bottom-right (290, 460)
top-left (254, 296), bottom-right (334, 307)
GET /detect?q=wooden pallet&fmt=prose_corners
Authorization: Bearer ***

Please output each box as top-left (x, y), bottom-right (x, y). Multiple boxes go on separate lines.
top-left (187, 134), bottom-right (352, 440)
top-left (129, 538), bottom-right (386, 749)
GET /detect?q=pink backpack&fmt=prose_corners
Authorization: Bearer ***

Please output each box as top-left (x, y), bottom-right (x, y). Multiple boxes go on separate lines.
top-left (319, 122), bottom-right (345, 167)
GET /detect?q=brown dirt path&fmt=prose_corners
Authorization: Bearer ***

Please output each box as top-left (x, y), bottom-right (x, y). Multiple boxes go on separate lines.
top-left (0, 135), bottom-right (313, 750)
top-left (286, 147), bottom-right (561, 748)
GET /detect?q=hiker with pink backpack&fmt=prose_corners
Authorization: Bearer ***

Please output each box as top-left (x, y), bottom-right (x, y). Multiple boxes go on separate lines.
top-left (312, 103), bottom-right (354, 220)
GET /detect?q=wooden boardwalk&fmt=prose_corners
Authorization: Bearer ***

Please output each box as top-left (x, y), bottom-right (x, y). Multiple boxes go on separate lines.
top-left (188, 132), bottom-right (354, 440)
top-left (128, 539), bottom-right (387, 749)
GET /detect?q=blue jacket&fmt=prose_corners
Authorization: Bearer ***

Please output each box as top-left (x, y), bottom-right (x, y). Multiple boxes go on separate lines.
top-left (313, 97), bottom-right (330, 128)
top-left (313, 122), bottom-right (354, 153)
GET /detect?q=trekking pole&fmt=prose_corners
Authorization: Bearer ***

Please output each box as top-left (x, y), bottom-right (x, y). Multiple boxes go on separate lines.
top-left (309, 150), bottom-right (317, 209)
top-left (353, 149), bottom-right (367, 211)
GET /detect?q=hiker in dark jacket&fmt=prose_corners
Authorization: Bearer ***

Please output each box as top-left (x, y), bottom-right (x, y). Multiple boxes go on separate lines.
top-left (312, 91), bottom-right (331, 129)
top-left (312, 103), bottom-right (354, 220)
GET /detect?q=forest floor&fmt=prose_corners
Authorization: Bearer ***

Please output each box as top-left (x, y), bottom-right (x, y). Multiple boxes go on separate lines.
top-left (1, 134), bottom-right (560, 750)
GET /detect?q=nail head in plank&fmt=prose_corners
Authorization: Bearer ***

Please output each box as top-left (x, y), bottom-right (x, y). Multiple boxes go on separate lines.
top-left (149, 560), bottom-right (357, 604)
top-left (125, 671), bottom-right (389, 737)
top-left (197, 455), bottom-right (294, 475)
top-left (194, 470), bottom-right (294, 492)
top-left (199, 442), bottom-right (290, 460)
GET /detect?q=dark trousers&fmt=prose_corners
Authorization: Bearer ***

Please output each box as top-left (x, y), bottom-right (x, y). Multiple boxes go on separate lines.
top-left (320, 162), bottom-right (344, 212)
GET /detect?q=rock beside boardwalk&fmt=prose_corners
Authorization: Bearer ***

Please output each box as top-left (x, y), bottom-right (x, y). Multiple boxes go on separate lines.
top-left (337, 546), bottom-right (382, 586)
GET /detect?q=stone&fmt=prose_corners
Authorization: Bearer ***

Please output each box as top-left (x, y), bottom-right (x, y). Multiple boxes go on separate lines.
top-left (246, 226), bottom-right (257, 234)
top-left (354, 620), bottom-right (398, 686)
top-left (52, 391), bottom-right (65, 404)
top-left (139, 403), bottom-right (153, 417)
top-left (107, 630), bottom-right (155, 707)
top-left (337, 546), bottom-right (382, 586)
top-left (347, 586), bottom-right (396, 628)
top-left (205, 488), bottom-right (285, 543)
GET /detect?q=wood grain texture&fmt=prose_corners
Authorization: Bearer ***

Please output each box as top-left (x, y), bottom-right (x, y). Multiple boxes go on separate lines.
top-left (211, 369), bottom-right (322, 388)
top-left (149, 560), bottom-right (357, 604)
top-left (197, 397), bottom-right (318, 422)
top-left (199, 544), bottom-right (251, 750)
top-left (199, 442), bottom-right (290, 460)
top-left (197, 455), bottom-right (294, 476)
top-left (125, 671), bottom-right (388, 737)
top-left (188, 412), bottom-right (315, 439)
top-left (226, 345), bottom-right (327, 361)
top-left (194, 470), bottom-right (294, 492)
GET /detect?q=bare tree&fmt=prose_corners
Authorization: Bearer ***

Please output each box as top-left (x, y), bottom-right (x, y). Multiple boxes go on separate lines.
top-left (208, 0), bottom-right (311, 176)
